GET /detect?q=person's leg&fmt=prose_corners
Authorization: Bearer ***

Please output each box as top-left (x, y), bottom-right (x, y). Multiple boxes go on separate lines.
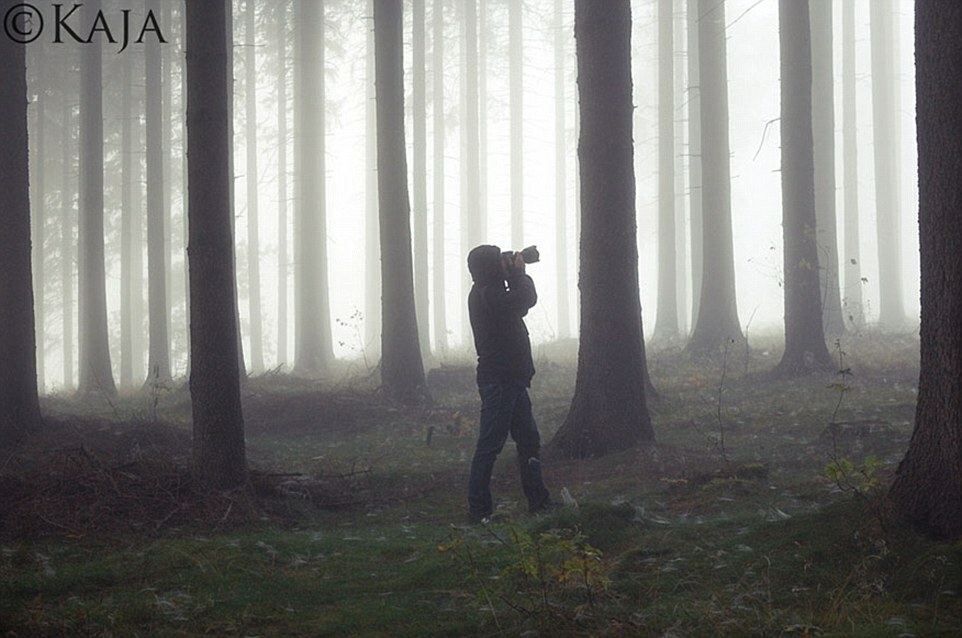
top-left (468, 384), bottom-right (516, 519)
top-left (509, 387), bottom-right (551, 512)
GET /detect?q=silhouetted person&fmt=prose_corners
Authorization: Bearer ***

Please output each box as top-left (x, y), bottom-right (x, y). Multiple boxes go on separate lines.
top-left (466, 245), bottom-right (552, 523)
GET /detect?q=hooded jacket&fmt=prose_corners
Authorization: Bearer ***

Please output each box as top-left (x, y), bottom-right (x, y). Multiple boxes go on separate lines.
top-left (467, 245), bottom-right (537, 387)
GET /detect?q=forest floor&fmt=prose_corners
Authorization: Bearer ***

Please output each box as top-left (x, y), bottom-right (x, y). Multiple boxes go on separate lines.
top-left (3, 330), bottom-right (962, 637)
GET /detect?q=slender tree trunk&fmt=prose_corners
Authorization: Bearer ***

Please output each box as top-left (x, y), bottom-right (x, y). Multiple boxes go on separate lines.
top-left (374, 0), bottom-right (429, 404)
top-left (431, 0), bottom-right (448, 355)
top-left (365, 0), bottom-right (381, 354)
top-left (412, 0), bottom-right (432, 364)
top-left (687, 0), bottom-right (743, 356)
top-left (478, 0), bottom-right (488, 240)
top-left (245, 0), bottom-right (264, 373)
top-left (146, 0), bottom-right (172, 385)
top-left (673, 0), bottom-right (689, 334)
top-left (810, 0), bottom-right (845, 337)
top-left (841, 0), bottom-right (863, 328)
top-left (30, 43), bottom-right (46, 394)
top-left (550, 0), bottom-right (654, 459)
top-left (294, 0), bottom-right (333, 375)
top-left (463, 0), bottom-right (482, 344)
top-left (654, 0), bottom-right (678, 342)
top-left (60, 70), bottom-right (75, 390)
top-left (870, 0), bottom-right (905, 329)
top-left (509, 0), bottom-right (523, 248)
top-left (77, 0), bottom-right (116, 398)
top-left (277, 0), bottom-right (289, 367)
top-left (186, 0), bottom-right (247, 490)
top-left (0, 3), bottom-right (42, 444)
top-left (686, 0), bottom-right (703, 334)
top-left (554, 0), bottom-right (570, 340)
top-left (774, 0), bottom-right (833, 377)
top-left (889, 1), bottom-right (962, 540)
top-left (162, 0), bottom-right (174, 360)
top-left (120, 50), bottom-right (133, 388)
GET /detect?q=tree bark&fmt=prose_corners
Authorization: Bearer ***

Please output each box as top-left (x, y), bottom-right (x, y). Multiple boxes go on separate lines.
top-left (773, 0), bottom-right (833, 377)
top-left (0, 2), bottom-right (42, 444)
top-left (841, 0), bottom-right (863, 328)
top-left (374, 0), bottom-right (429, 405)
top-left (186, 0), bottom-right (247, 489)
top-left (686, 0), bottom-right (744, 357)
top-left (549, 0), bottom-right (655, 459)
top-left (77, 0), bottom-right (116, 398)
top-left (888, 1), bottom-right (962, 540)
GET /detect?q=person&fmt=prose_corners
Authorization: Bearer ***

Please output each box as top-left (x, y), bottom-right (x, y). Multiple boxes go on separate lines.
top-left (466, 244), bottom-right (552, 523)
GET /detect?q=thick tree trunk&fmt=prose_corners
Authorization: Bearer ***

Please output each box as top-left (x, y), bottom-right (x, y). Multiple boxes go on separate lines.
top-left (870, 0), bottom-right (906, 329)
top-left (509, 0), bottom-right (523, 248)
top-left (810, 0), bottom-right (845, 337)
top-left (412, 0), bottom-right (431, 364)
top-left (77, 0), bottom-right (116, 398)
top-left (374, 0), bottom-right (429, 405)
top-left (841, 0), bottom-right (863, 328)
top-left (0, 6), bottom-right (42, 444)
top-left (431, 0), bottom-right (448, 355)
top-left (889, 2), bottom-right (962, 540)
top-left (146, 0), bottom-right (172, 385)
top-left (773, 0), bottom-right (832, 377)
top-left (186, 0), bottom-right (247, 490)
top-left (686, 0), bottom-right (743, 356)
top-left (294, 0), bottom-right (333, 375)
top-left (549, 0), bottom-right (654, 459)
top-left (554, 0), bottom-right (570, 341)
top-left (653, 0), bottom-right (678, 342)
top-left (245, 0), bottom-right (264, 373)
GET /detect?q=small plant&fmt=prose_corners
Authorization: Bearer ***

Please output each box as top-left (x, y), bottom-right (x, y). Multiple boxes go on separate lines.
top-left (438, 522), bottom-right (611, 631)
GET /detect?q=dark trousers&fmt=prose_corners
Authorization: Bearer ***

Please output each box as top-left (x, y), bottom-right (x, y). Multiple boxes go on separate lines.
top-left (467, 383), bottom-right (550, 519)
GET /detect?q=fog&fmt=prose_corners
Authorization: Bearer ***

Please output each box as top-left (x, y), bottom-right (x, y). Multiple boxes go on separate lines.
top-left (25, 0), bottom-right (919, 391)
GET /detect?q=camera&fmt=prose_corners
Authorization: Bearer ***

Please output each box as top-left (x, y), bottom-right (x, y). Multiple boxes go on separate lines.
top-left (502, 245), bottom-right (540, 265)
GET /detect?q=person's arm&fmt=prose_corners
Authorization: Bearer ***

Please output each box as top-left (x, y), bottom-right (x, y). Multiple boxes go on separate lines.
top-left (486, 253), bottom-right (537, 316)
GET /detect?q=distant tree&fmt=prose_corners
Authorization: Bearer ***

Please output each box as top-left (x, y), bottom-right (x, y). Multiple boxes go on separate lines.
top-left (412, 0), bottom-right (431, 364)
top-left (59, 56), bottom-right (76, 390)
top-left (185, 0), bottom-right (247, 489)
top-left (549, 0), bottom-right (655, 459)
top-left (431, 0), bottom-right (448, 355)
top-left (686, 0), bottom-right (703, 331)
top-left (120, 49), bottom-right (135, 387)
top-left (146, 0), bottom-right (172, 385)
top-left (841, 0), bottom-right (863, 327)
top-left (686, 0), bottom-right (744, 356)
top-left (870, 0), bottom-right (906, 329)
top-left (0, 3), bottom-right (42, 444)
top-left (653, 0), bottom-right (679, 342)
top-left (365, 0), bottom-right (381, 353)
top-left (244, 0), bottom-right (265, 373)
top-left (294, 0), bottom-right (333, 375)
top-left (773, 0), bottom-right (833, 377)
top-left (553, 0), bottom-right (571, 340)
top-left (810, 0), bottom-right (844, 337)
top-left (462, 0), bottom-right (483, 342)
top-left (374, 0), bottom-right (429, 404)
top-left (509, 0), bottom-right (523, 248)
top-left (888, 2), bottom-right (962, 540)
top-left (276, 0), bottom-right (290, 367)
top-left (29, 43), bottom-right (46, 393)
top-left (77, 0), bottom-right (117, 398)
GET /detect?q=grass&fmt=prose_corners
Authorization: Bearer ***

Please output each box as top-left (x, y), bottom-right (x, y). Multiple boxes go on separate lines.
top-left (3, 330), bottom-right (960, 636)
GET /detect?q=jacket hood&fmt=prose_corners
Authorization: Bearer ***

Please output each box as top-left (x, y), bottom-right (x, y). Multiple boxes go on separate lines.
top-left (467, 244), bottom-right (503, 284)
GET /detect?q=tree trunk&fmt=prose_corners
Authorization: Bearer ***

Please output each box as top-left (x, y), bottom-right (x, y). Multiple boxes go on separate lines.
top-left (686, 0), bottom-right (703, 334)
top-left (77, 0), bottom-right (116, 398)
top-left (365, 0), bottom-right (381, 354)
top-left (294, 0), bottom-right (333, 375)
top-left (870, 0), bottom-right (906, 329)
top-left (554, 0), bottom-right (570, 340)
top-left (30, 42), bottom-right (46, 394)
top-left (374, 0), bottom-right (429, 405)
top-left (432, 0), bottom-right (448, 355)
top-left (889, 1), bottom-right (962, 540)
top-left (773, 0), bottom-right (832, 377)
top-left (686, 0), bottom-right (743, 356)
top-left (245, 0), bottom-right (264, 374)
top-left (549, 0), bottom-right (655, 459)
top-left (277, 0), bottom-right (289, 368)
top-left (810, 0), bottom-right (845, 337)
top-left (462, 0), bottom-right (482, 345)
top-left (841, 0), bottom-right (863, 328)
top-left (509, 0), bottom-right (523, 248)
top-left (186, 0), bottom-right (247, 490)
top-left (146, 0), bottom-right (172, 385)
top-left (412, 0), bottom-right (431, 364)
top-left (0, 4), bottom-right (42, 444)
top-left (673, 0), bottom-right (688, 334)
top-left (60, 66), bottom-right (75, 390)
top-left (120, 50), bottom-right (134, 388)
top-left (654, 0), bottom-right (678, 342)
